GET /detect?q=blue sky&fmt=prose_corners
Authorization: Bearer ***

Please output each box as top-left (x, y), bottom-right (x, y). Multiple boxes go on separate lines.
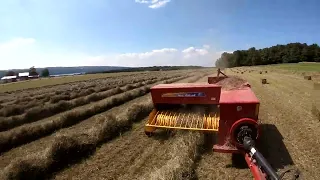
top-left (0, 0), bottom-right (319, 69)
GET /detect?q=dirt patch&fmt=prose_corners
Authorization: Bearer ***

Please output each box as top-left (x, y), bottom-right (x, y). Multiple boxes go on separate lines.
top-left (215, 76), bottom-right (248, 90)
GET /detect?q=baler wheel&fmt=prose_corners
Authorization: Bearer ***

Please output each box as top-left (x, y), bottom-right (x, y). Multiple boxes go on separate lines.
top-left (145, 131), bottom-right (153, 137)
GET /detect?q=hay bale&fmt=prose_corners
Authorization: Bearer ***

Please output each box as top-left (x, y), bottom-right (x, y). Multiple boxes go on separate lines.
top-left (261, 79), bottom-right (267, 84)
top-left (304, 76), bottom-right (312, 80)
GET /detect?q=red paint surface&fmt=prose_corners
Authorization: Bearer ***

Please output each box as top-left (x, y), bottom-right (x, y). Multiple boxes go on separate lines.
top-left (244, 153), bottom-right (267, 180)
top-left (151, 83), bottom-right (222, 104)
top-left (220, 88), bottom-right (259, 104)
top-left (218, 104), bottom-right (259, 146)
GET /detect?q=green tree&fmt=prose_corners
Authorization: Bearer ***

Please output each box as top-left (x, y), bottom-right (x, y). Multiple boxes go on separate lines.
top-left (214, 42), bottom-right (320, 67)
top-left (5, 70), bottom-right (16, 76)
top-left (41, 68), bottom-right (50, 77)
top-left (29, 66), bottom-right (39, 76)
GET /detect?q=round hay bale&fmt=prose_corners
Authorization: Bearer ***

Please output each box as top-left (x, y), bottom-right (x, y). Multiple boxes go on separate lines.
top-left (304, 76), bottom-right (312, 80)
top-left (261, 79), bottom-right (267, 84)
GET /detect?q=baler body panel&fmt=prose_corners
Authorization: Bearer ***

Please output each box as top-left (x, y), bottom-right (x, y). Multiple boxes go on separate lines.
top-left (220, 88), bottom-right (259, 104)
top-left (151, 83), bottom-right (221, 105)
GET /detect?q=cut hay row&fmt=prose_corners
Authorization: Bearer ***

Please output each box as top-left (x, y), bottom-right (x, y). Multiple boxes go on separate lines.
top-left (139, 131), bottom-right (204, 180)
top-left (0, 75), bottom-right (161, 117)
top-left (0, 102), bottom-right (154, 180)
top-left (0, 76), bottom-right (188, 154)
top-left (46, 75), bottom-right (160, 104)
top-left (0, 74), bottom-right (207, 180)
top-left (0, 75), bottom-right (181, 132)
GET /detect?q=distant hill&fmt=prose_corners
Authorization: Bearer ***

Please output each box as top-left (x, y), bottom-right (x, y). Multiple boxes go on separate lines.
top-left (0, 66), bottom-right (128, 77)
top-left (0, 65), bottom-right (205, 78)
top-left (87, 66), bottom-right (204, 74)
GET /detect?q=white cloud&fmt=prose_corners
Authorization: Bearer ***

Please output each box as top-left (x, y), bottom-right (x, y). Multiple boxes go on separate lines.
top-left (148, 0), bottom-right (170, 9)
top-left (135, 0), bottom-right (149, 4)
top-left (89, 46), bottom-right (221, 67)
top-left (135, 0), bottom-right (171, 9)
top-left (0, 37), bottom-right (224, 70)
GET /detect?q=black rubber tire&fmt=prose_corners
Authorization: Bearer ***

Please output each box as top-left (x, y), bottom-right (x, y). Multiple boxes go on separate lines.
top-left (145, 132), bottom-right (153, 137)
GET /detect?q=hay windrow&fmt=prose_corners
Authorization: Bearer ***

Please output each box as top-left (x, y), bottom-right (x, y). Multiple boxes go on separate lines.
top-left (139, 131), bottom-right (204, 180)
top-left (0, 76), bottom-right (180, 132)
top-left (0, 73), bottom-right (207, 180)
top-left (0, 74), bottom-right (163, 117)
top-left (0, 75), bottom-right (188, 153)
top-left (0, 102), bottom-right (154, 179)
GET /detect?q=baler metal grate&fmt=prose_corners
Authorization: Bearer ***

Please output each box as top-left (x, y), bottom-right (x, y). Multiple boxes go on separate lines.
top-left (146, 110), bottom-right (219, 131)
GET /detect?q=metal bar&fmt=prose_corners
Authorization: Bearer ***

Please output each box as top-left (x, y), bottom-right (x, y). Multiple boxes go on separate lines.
top-left (202, 114), bottom-right (205, 129)
top-left (185, 113), bottom-right (190, 128)
top-left (151, 111), bottom-right (160, 125)
top-left (178, 113), bottom-right (185, 127)
top-left (167, 112), bottom-right (171, 126)
top-left (190, 114), bottom-right (195, 128)
top-left (174, 113), bottom-right (180, 127)
top-left (196, 115), bottom-right (200, 128)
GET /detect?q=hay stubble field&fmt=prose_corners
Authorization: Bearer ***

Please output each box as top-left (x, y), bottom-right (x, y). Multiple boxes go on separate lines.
top-left (0, 65), bottom-right (319, 180)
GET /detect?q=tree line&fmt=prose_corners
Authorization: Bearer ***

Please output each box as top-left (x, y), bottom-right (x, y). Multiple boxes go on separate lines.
top-left (215, 43), bottom-right (320, 68)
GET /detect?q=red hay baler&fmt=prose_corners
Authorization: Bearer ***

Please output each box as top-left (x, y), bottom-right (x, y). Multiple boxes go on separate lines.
top-left (144, 71), bottom-right (290, 180)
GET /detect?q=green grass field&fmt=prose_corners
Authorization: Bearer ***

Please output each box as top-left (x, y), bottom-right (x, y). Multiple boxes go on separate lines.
top-left (0, 72), bottom-right (138, 93)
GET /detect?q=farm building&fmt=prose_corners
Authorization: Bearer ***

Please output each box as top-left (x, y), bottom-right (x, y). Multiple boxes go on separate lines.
top-left (18, 72), bottom-right (39, 80)
top-left (1, 76), bottom-right (17, 83)
top-left (18, 72), bottom-right (29, 80)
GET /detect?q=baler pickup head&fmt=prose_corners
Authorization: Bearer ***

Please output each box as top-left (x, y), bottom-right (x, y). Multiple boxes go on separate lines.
top-left (145, 83), bottom-right (222, 134)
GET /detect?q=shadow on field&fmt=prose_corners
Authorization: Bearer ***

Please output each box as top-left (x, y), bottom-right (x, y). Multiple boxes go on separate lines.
top-left (231, 124), bottom-right (294, 171)
top-left (257, 124), bottom-right (294, 169)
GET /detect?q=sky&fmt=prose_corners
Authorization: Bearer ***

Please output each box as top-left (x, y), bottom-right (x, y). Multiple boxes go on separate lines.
top-left (0, 0), bottom-right (320, 70)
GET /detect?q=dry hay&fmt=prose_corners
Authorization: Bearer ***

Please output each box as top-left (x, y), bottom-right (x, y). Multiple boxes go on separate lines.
top-left (314, 82), bottom-right (320, 90)
top-left (215, 76), bottom-right (248, 90)
top-left (0, 76), bottom-right (176, 132)
top-left (0, 73), bottom-right (208, 180)
top-left (139, 131), bottom-right (204, 180)
top-left (0, 102), bottom-right (154, 179)
top-left (312, 105), bottom-right (320, 121)
top-left (0, 76), bottom-right (189, 153)
top-left (0, 86), bottom-right (150, 153)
